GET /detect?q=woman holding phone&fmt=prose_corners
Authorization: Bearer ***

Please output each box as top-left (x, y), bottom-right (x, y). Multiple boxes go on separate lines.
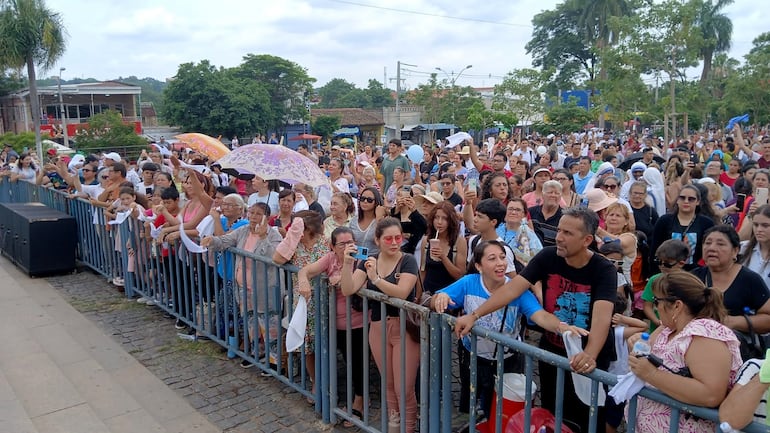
top-left (341, 218), bottom-right (420, 433)
top-left (201, 202), bottom-right (283, 367)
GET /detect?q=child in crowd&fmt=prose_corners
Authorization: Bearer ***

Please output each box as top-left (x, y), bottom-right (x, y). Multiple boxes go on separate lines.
top-left (606, 293), bottom-right (648, 433)
top-left (641, 240), bottom-right (690, 332)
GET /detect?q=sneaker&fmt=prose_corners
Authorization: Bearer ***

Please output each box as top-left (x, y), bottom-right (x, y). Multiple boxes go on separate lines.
top-left (136, 296), bottom-right (149, 304)
top-left (144, 299), bottom-right (156, 306)
top-left (112, 277), bottom-right (124, 286)
top-left (240, 359), bottom-right (254, 369)
top-left (174, 319), bottom-right (185, 330)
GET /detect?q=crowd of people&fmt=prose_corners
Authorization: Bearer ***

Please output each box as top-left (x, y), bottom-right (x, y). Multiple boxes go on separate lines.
top-left (3, 125), bottom-right (770, 432)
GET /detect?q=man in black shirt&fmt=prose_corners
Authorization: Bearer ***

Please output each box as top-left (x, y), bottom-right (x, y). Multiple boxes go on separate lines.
top-left (456, 206), bottom-right (616, 433)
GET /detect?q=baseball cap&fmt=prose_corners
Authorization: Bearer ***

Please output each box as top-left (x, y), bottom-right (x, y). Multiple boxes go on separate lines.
top-left (532, 168), bottom-right (552, 177)
top-left (103, 152), bottom-right (122, 163)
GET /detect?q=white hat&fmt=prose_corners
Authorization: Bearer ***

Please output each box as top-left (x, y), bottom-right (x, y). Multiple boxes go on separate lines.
top-left (103, 152), bottom-right (121, 163)
top-left (536, 145), bottom-right (548, 155)
top-left (596, 162), bottom-right (615, 176)
top-left (68, 154), bottom-right (85, 171)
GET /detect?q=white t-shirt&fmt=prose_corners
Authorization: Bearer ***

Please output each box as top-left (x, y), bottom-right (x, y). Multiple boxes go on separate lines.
top-left (332, 177), bottom-right (349, 194)
top-left (247, 190), bottom-right (279, 215)
top-left (733, 359), bottom-right (767, 425)
top-left (81, 184), bottom-right (106, 224)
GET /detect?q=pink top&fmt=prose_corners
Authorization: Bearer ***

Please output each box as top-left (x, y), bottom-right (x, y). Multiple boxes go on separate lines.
top-left (632, 318), bottom-right (742, 432)
top-left (316, 252), bottom-right (365, 330)
top-left (521, 191), bottom-right (567, 209)
top-left (235, 233), bottom-right (260, 292)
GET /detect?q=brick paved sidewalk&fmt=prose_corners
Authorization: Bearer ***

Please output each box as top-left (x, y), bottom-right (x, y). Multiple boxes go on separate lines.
top-left (46, 270), bottom-right (345, 433)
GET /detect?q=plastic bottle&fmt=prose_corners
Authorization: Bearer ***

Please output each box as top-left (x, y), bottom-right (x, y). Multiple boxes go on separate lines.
top-left (632, 332), bottom-right (651, 356)
top-left (719, 421), bottom-right (737, 432)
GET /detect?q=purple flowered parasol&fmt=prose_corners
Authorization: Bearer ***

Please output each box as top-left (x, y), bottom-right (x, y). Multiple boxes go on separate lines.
top-left (216, 144), bottom-right (330, 187)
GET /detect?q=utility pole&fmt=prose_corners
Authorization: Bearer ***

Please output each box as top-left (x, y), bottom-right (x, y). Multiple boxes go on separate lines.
top-left (395, 61), bottom-right (416, 140)
top-left (57, 67), bottom-right (69, 148)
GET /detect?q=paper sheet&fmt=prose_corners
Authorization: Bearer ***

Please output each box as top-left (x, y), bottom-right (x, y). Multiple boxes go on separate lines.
top-left (108, 210), bottom-right (131, 225)
top-left (179, 225), bottom-right (207, 253)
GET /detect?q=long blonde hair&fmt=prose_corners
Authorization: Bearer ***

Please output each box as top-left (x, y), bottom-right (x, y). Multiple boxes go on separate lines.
top-left (604, 202), bottom-right (631, 233)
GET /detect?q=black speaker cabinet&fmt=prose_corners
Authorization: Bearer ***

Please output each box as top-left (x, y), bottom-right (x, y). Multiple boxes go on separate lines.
top-left (0, 202), bottom-right (77, 276)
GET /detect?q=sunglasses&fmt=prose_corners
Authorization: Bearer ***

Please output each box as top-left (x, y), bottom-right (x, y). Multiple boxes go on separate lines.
top-left (652, 296), bottom-right (679, 307)
top-left (82, 168), bottom-right (94, 172)
top-left (604, 184), bottom-right (618, 190)
top-left (382, 235), bottom-right (403, 244)
top-left (678, 195), bottom-right (698, 203)
top-left (654, 258), bottom-right (679, 269)
top-left (359, 196), bottom-right (376, 203)
top-left (101, 176), bottom-right (109, 180)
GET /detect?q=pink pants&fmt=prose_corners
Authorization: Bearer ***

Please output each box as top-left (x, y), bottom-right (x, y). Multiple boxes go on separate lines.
top-left (369, 318), bottom-right (420, 433)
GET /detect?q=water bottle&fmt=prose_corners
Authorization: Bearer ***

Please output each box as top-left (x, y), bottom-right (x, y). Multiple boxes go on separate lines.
top-left (227, 335), bottom-right (237, 359)
top-left (632, 332), bottom-right (651, 356)
top-left (719, 421), bottom-right (737, 432)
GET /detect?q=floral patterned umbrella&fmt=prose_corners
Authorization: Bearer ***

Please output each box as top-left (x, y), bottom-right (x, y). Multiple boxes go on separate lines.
top-left (175, 133), bottom-right (230, 160)
top-left (215, 144), bottom-right (329, 187)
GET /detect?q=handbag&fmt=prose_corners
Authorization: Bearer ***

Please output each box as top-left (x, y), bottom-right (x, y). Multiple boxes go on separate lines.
top-left (734, 310), bottom-right (769, 361)
top-left (394, 253), bottom-right (430, 342)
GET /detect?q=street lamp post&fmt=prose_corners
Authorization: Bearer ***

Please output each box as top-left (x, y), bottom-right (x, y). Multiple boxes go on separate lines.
top-left (434, 65), bottom-right (472, 127)
top-left (57, 67), bottom-right (69, 148)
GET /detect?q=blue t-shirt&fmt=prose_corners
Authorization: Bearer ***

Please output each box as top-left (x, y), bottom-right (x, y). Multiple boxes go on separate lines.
top-left (573, 171), bottom-right (594, 195)
top-left (216, 216), bottom-right (249, 279)
top-left (437, 273), bottom-right (542, 359)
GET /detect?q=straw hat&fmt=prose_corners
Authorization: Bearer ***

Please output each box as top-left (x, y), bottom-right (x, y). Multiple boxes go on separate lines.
top-left (584, 188), bottom-right (617, 212)
top-left (415, 191), bottom-right (444, 206)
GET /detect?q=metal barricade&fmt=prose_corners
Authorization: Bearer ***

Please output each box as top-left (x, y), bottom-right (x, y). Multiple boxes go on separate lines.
top-left (4, 182), bottom-right (768, 433)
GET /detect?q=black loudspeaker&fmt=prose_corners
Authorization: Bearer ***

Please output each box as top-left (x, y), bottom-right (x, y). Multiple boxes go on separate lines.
top-left (0, 202), bottom-right (77, 276)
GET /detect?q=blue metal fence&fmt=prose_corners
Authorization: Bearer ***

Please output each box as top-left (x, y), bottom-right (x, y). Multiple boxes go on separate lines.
top-left (0, 178), bottom-right (766, 433)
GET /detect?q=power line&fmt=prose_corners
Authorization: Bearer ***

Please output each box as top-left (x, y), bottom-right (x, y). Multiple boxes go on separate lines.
top-left (328, 0), bottom-right (532, 28)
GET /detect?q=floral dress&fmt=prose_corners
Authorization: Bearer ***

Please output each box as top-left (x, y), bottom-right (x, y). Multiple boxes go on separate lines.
top-left (631, 318), bottom-right (742, 432)
top-left (292, 236), bottom-right (330, 353)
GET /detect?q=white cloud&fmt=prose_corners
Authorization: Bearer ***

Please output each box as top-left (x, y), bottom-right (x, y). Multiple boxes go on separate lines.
top-left (42, 0), bottom-right (767, 89)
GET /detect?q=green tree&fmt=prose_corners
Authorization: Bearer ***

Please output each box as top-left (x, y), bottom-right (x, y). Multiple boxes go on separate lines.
top-left (363, 79), bottom-right (393, 108)
top-left (162, 61), bottom-right (272, 138)
top-left (318, 78), bottom-right (357, 108)
top-left (575, 0), bottom-right (633, 51)
top-left (0, 0), bottom-right (66, 159)
top-left (536, 99), bottom-right (596, 134)
top-left (526, 3), bottom-right (596, 95)
top-left (235, 54), bottom-right (315, 131)
top-left (73, 110), bottom-right (146, 153)
top-left (0, 131), bottom-right (35, 153)
top-left (695, 0), bottom-right (733, 85)
top-left (311, 115), bottom-right (341, 142)
top-left (493, 68), bottom-right (549, 128)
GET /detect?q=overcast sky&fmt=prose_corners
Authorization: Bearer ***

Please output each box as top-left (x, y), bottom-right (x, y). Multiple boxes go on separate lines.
top-left (44, 0), bottom-right (764, 90)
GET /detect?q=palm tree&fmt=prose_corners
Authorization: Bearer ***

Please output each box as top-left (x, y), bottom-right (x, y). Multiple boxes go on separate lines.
top-left (696, 0), bottom-right (733, 85)
top-left (575, 0), bottom-right (632, 50)
top-left (0, 0), bottom-right (66, 158)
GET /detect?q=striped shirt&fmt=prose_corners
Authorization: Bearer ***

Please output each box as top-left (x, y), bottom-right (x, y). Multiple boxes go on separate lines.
top-left (734, 359), bottom-right (767, 425)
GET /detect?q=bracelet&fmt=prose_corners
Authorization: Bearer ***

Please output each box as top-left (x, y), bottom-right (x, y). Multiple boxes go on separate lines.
top-left (471, 310), bottom-right (481, 321)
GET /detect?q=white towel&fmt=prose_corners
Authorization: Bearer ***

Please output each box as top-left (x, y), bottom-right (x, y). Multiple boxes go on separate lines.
top-left (445, 132), bottom-right (472, 148)
top-left (563, 331), bottom-right (606, 406)
top-left (608, 372), bottom-right (645, 404)
top-left (285, 297), bottom-right (307, 352)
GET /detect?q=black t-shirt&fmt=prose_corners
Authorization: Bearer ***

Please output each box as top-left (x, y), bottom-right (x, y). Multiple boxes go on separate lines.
top-left (356, 253), bottom-right (419, 321)
top-left (651, 214), bottom-right (714, 271)
top-left (691, 266), bottom-right (770, 316)
top-left (520, 247), bottom-right (617, 364)
top-left (419, 160), bottom-right (436, 181)
top-left (631, 204), bottom-right (658, 241)
top-left (308, 201), bottom-right (326, 220)
top-left (442, 192), bottom-right (462, 207)
top-left (528, 205), bottom-right (563, 247)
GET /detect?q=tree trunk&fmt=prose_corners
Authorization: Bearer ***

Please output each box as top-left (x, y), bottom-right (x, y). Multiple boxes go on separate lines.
top-left (699, 51), bottom-right (713, 86)
top-left (26, 58), bottom-right (42, 160)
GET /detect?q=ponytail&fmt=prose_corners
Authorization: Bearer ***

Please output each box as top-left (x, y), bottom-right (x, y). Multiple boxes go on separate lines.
top-left (699, 287), bottom-right (727, 324)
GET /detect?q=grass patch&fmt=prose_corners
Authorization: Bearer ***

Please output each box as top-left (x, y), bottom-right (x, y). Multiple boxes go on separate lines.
top-left (167, 339), bottom-right (227, 359)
